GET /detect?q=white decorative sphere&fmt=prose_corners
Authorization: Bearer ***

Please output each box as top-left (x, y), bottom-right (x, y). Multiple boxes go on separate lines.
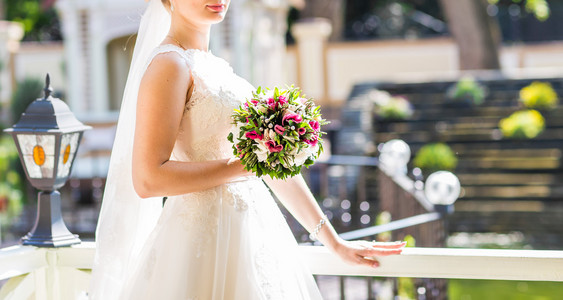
top-left (424, 171), bottom-right (461, 205)
top-left (379, 139), bottom-right (411, 175)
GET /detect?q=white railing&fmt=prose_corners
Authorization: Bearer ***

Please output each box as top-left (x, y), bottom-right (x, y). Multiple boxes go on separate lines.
top-left (1, 243), bottom-right (562, 299)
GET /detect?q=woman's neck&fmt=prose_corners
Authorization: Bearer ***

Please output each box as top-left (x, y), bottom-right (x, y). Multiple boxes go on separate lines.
top-left (168, 16), bottom-right (211, 52)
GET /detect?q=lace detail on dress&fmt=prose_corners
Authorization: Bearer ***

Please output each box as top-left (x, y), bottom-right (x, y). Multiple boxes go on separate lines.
top-left (254, 245), bottom-right (285, 300)
top-left (177, 189), bottom-right (220, 258)
top-left (223, 183), bottom-right (251, 212)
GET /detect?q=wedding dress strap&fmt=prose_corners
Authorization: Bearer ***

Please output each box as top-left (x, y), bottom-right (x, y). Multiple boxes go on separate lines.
top-left (145, 44), bottom-right (194, 71)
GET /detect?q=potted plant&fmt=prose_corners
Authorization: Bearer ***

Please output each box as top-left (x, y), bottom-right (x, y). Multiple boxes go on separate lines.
top-left (413, 143), bottom-right (458, 176)
top-left (445, 76), bottom-right (487, 107)
top-left (499, 109), bottom-right (545, 139)
top-left (519, 81), bottom-right (559, 111)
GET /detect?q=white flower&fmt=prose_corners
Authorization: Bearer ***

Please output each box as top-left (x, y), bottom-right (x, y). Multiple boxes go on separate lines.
top-left (288, 104), bottom-right (299, 112)
top-left (289, 146), bottom-right (299, 156)
top-left (254, 140), bottom-right (269, 162)
top-left (268, 129), bottom-right (276, 140)
top-left (293, 148), bottom-right (311, 166)
top-left (268, 123), bottom-right (273, 128)
top-left (294, 144), bottom-right (318, 166)
top-left (263, 129), bottom-right (276, 140)
top-left (259, 105), bottom-right (268, 113)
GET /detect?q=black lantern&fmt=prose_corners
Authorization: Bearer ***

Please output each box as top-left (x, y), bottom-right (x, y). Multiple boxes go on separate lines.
top-left (3, 74), bottom-right (91, 247)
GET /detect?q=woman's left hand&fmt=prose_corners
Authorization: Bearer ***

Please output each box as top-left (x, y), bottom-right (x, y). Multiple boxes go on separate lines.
top-left (331, 239), bottom-right (406, 268)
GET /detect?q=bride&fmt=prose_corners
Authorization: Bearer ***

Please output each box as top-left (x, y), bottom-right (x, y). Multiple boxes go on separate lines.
top-left (89, 0), bottom-right (405, 299)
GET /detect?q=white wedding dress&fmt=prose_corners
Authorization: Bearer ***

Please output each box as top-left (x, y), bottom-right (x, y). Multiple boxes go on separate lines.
top-left (117, 44), bottom-right (323, 299)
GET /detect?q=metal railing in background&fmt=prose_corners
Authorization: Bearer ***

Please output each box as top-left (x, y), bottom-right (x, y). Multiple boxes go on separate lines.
top-left (295, 149), bottom-right (455, 300)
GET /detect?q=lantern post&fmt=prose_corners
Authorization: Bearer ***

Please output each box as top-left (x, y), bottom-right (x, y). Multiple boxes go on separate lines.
top-left (4, 74), bottom-right (91, 247)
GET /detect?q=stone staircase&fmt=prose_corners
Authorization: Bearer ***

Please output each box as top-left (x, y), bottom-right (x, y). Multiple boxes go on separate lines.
top-left (343, 77), bottom-right (563, 249)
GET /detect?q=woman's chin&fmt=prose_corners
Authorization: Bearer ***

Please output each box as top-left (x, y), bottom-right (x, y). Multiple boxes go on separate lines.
top-left (207, 13), bottom-right (227, 24)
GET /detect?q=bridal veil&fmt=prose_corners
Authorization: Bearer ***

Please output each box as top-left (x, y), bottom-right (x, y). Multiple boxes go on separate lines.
top-left (89, 1), bottom-right (171, 298)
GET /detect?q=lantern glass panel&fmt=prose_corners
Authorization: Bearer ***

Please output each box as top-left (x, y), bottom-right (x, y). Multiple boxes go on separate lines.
top-left (57, 132), bottom-right (80, 179)
top-left (17, 134), bottom-right (56, 179)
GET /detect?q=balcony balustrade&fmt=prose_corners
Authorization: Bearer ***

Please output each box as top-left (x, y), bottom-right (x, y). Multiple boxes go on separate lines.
top-left (0, 242), bottom-right (562, 299)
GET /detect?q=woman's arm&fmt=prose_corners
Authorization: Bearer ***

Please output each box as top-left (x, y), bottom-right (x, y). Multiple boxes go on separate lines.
top-left (264, 175), bottom-right (405, 268)
top-left (132, 52), bottom-right (250, 198)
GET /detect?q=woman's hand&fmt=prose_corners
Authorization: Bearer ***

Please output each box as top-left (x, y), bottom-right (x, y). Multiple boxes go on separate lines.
top-left (332, 239), bottom-right (406, 268)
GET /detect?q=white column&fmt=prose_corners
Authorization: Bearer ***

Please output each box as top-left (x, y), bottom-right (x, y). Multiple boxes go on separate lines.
top-left (249, 3), bottom-right (289, 88)
top-left (228, 0), bottom-right (250, 80)
top-left (290, 19), bottom-right (332, 102)
top-left (89, 9), bottom-right (110, 115)
top-left (0, 21), bottom-right (23, 105)
top-left (56, 0), bottom-right (86, 115)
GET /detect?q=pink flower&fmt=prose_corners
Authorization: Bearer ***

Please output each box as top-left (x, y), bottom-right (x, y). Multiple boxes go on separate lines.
top-left (265, 140), bottom-right (283, 153)
top-left (267, 98), bottom-right (276, 109)
top-left (309, 120), bottom-right (320, 132)
top-left (278, 95), bottom-right (288, 106)
top-left (245, 131), bottom-right (263, 140)
top-left (274, 125), bottom-right (285, 135)
top-left (282, 113), bottom-right (303, 125)
top-left (298, 97), bottom-right (308, 104)
top-left (250, 99), bottom-right (259, 105)
top-left (297, 127), bottom-right (306, 135)
top-left (244, 102), bottom-right (249, 109)
top-left (304, 136), bottom-right (318, 147)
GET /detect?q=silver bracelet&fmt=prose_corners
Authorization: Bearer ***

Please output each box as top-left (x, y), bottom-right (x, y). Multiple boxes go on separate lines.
top-left (309, 214), bottom-right (328, 241)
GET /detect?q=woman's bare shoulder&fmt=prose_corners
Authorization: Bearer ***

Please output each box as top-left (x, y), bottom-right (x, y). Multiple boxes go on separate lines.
top-left (144, 50), bottom-right (190, 79)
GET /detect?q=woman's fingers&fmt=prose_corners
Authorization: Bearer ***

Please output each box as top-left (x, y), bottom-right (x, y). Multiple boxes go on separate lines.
top-left (356, 255), bottom-right (380, 268)
top-left (371, 241), bottom-right (407, 249)
top-left (359, 247), bottom-right (404, 257)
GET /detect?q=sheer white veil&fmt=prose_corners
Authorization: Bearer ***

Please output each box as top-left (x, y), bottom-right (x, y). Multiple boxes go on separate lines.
top-left (89, 0), bottom-right (170, 298)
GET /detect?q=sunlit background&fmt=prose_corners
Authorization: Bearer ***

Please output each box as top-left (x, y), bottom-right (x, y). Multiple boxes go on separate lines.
top-left (1, 0), bottom-right (563, 299)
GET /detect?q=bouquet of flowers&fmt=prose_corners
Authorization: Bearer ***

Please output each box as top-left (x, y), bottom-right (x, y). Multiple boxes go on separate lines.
top-left (228, 86), bottom-right (328, 179)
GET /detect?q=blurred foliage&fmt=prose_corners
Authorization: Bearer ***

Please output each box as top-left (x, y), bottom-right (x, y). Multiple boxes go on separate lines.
top-left (499, 109), bottom-right (545, 139)
top-left (413, 143), bottom-right (458, 174)
top-left (377, 96), bottom-right (414, 120)
top-left (519, 81), bottom-right (559, 111)
top-left (0, 135), bottom-right (24, 232)
top-left (10, 78), bottom-right (44, 124)
top-left (370, 90), bottom-right (414, 120)
top-left (447, 77), bottom-right (487, 106)
top-left (397, 235), bottom-right (416, 300)
top-left (488, 0), bottom-right (550, 21)
top-left (5, 0), bottom-right (62, 41)
top-left (375, 211), bottom-right (392, 242)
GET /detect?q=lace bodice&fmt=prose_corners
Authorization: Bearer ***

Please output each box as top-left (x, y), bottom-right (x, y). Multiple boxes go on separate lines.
top-left (147, 44), bottom-right (255, 163)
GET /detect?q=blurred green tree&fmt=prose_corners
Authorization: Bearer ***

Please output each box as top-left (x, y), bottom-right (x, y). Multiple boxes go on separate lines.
top-left (10, 77), bottom-right (44, 124)
top-left (3, 0), bottom-right (61, 41)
